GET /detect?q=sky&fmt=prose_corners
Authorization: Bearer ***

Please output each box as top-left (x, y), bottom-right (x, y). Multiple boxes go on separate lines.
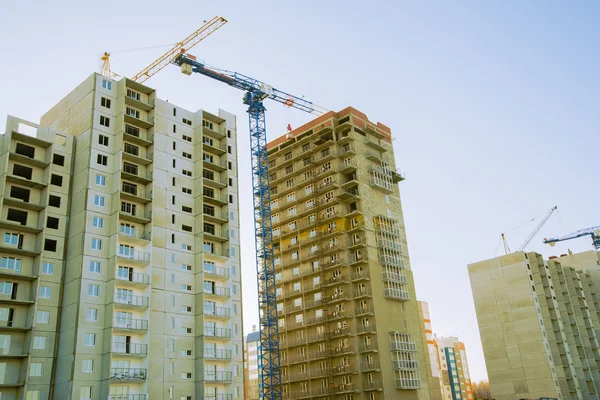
top-left (1, 0), bottom-right (599, 383)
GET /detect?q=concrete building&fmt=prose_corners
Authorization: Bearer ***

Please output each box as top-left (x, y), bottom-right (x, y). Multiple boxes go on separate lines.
top-left (0, 72), bottom-right (244, 400)
top-left (418, 301), bottom-right (443, 400)
top-left (434, 336), bottom-right (473, 400)
top-left (267, 107), bottom-right (431, 399)
top-left (418, 302), bottom-right (473, 400)
top-left (468, 250), bottom-right (600, 400)
top-left (244, 329), bottom-right (261, 400)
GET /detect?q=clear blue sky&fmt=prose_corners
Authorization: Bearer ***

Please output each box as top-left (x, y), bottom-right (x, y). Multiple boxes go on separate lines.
top-left (2, 0), bottom-right (598, 383)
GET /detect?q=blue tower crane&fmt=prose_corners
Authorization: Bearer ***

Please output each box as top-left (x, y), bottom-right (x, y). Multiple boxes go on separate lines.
top-left (173, 53), bottom-right (327, 400)
top-left (544, 226), bottom-right (600, 249)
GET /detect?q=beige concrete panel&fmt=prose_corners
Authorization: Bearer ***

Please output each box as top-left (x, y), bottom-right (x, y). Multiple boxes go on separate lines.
top-left (513, 318), bottom-right (542, 333)
top-left (505, 344), bottom-right (520, 357)
top-left (469, 270), bottom-right (492, 285)
top-left (472, 280), bottom-right (495, 295)
top-left (155, 115), bottom-right (168, 134)
top-left (478, 312), bottom-right (501, 327)
top-left (481, 334), bottom-right (506, 350)
top-left (490, 381), bottom-right (516, 395)
top-left (468, 260), bottom-right (490, 274)
top-left (66, 109), bottom-right (92, 137)
top-left (480, 324), bottom-right (502, 337)
top-left (507, 355), bottom-right (523, 369)
top-left (491, 268), bottom-right (504, 280)
top-left (508, 294), bottom-right (535, 310)
top-left (489, 368), bottom-right (512, 383)
top-left (475, 301), bottom-right (498, 316)
top-left (511, 306), bottom-right (538, 322)
top-left (526, 377), bottom-right (558, 393)
top-left (484, 346), bottom-right (508, 361)
top-left (499, 311), bottom-right (513, 323)
top-left (524, 365), bottom-right (553, 380)
top-left (521, 352), bottom-right (551, 367)
top-left (500, 252), bottom-right (527, 267)
top-left (506, 283), bottom-right (533, 298)
top-left (150, 310), bottom-right (166, 334)
top-left (494, 287), bottom-right (509, 301)
top-left (505, 271), bottom-right (530, 286)
top-left (69, 91), bottom-right (94, 125)
top-left (512, 379), bottom-right (529, 394)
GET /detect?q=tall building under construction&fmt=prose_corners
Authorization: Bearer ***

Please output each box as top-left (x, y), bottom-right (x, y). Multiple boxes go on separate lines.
top-left (267, 107), bottom-right (431, 399)
top-left (468, 250), bottom-right (600, 400)
top-left (0, 73), bottom-right (244, 400)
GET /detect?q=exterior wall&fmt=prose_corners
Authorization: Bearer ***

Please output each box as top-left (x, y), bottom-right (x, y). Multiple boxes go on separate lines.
top-left (0, 117), bottom-right (74, 400)
top-left (468, 251), bottom-right (600, 400)
top-left (435, 337), bottom-right (472, 400)
top-left (244, 331), bottom-right (261, 400)
top-left (267, 109), bottom-right (431, 399)
top-left (0, 72), bottom-right (244, 400)
top-left (418, 302), bottom-right (443, 400)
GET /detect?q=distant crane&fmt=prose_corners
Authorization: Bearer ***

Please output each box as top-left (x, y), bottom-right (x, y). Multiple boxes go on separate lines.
top-left (501, 206), bottom-right (558, 254)
top-left (172, 54), bottom-right (327, 400)
top-left (100, 16), bottom-right (227, 81)
top-left (544, 226), bottom-right (600, 249)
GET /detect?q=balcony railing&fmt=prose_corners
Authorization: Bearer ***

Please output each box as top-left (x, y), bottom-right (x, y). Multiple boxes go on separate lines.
top-left (204, 327), bottom-right (232, 338)
top-left (117, 249), bottom-right (151, 263)
top-left (113, 317), bottom-right (148, 331)
top-left (357, 323), bottom-right (376, 334)
top-left (395, 378), bottom-right (422, 389)
top-left (204, 396), bottom-right (233, 400)
top-left (384, 288), bottom-right (410, 301)
top-left (205, 349), bottom-right (232, 360)
top-left (108, 395), bottom-right (147, 400)
top-left (390, 341), bottom-right (417, 353)
top-left (205, 371), bottom-right (233, 383)
top-left (204, 306), bottom-right (231, 318)
top-left (112, 342), bottom-right (148, 355)
top-left (205, 286), bottom-right (230, 297)
top-left (110, 368), bottom-right (147, 380)
top-left (115, 294), bottom-right (149, 308)
top-left (203, 265), bottom-right (230, 278)
top-left (117, 272), bottom-right (150, 285)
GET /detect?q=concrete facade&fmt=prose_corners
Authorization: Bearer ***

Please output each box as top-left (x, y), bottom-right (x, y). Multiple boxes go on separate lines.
top-left (244, 330), bottom-right (260, 400)
top-left (0, 72), bottom-right (244, 400)
top-left (468, 250), bottom-right (600, 400)
top-left (418, 301), bottom-right (443, 400)
top-left (267, 108), bottom-right (431, 400)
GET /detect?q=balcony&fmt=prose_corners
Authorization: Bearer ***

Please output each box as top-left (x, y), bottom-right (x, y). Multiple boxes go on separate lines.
top-left (121, 183), bottom-right (152, 204)
top-left (118, 230), bottom-right (151, 246)
top-left (204, 192), bottom-right (229, 207)
top-left (3, 195), bottom-right (44, 212)
top-left (359, 341), bottom-right (378, 353)
top-left (122, 165), bottom-right (152, 185)
top-left (361, 360), bottom-right (381, 371)
top-left (205, 396), bottom-right (233, 400)
top-left (334, 383), bottom-right (359, 394)
top-left (203, 124), bottom-right (226, 140)
top-left (110, 368), bottom-right (147, 381)
top-left (117, 249), bottom-right (151, 265)
top-left (369, 172), bottom-right (394, 193)
top-left (382, 272), bottom-right (407, 284)
top-left (204, 327), bottom-right (231, 340)
top-left (203, 138), bottom-right (228, 155)
top-left (366, 151), bottom-right (382, 162)
top-left (204, 228), bottom-right (230, 243)
top-left (357, 323), bottom-right (376, 335)
top-left (205, 371), bottom-right (233, 383)
top-left (204, 265), bottom-right (230, 280)
top-left (351, 270), bottom-right (370, 282)
top-left (108, 395), bottom-right (147, 400)
top-left (204, 306), bottom-right (231, 319)
top-left (116, 272), bottom-right (150, 287)
top-left (204, 176), bottom-right (228, 190)
top-left (384, 288), bottom-right (410, 302)
top-left (364, 136), bottom-right (387, 152)
top-left (390, 341), bottom-right (417, 353)
top-left (204, 209), bottom-right (229, 225)
top-left (119, 209), bottom-right (152, 225)
top-left (124, 126), bottom-right (153, 147)
top-left (205, 349), bottom-right (232, 361)
top-left (395, 378), bottom-right (421, 389)
top-left (123, 146), bottom-right (153, 166)
top-left (205, 286), bottom-right (231, 299)
top-left (355, 305), bottom-right (375, 317)
top-left (353, 288), bottom-right (372, 299)
top-left (114, 294), bottom-right (149, 309)
top-left (112, 342), bottom-right (148, 357)
top-left (364, 380), bottom-right (383, 391)
top-left (379, 255), bottom-right (404, 268)
top-left (204, 158), bottom-right (228, 173)
top-left (125, 91), bottom-right (154, 112)
top-left (113, 318), bottom-right (148, 333)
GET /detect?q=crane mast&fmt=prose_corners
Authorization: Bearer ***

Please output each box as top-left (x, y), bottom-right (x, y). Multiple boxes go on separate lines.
top-left (173, 53), bottom-right (326, 400)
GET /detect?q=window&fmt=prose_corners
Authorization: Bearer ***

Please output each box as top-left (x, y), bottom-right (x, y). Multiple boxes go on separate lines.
top-left (183, 118), bottom-right (192, 126)
top-left (181, 372), bottom-right (192, 380)
top-left (82, 359), bottom-right (94, 373)
top-left (51, 174), bottom-right (63, 187)
top-left (183, 135), bottom-right (192, 142)
top-left (98, 134), bottom-right (109, 146)
top-left (182, 169), bottom-right (192, 177)
top-left (49, 195), bottom-right (61, 208)
top-left (4, 233), bottom-right (19, 245)
top-left (100, 97), bottom-right (111, 108)
top-left (126, 107), bottom-right (140, 119)
top-left (97, 154), bottom-right (107, 166)
top-left (33, 336), bottom-right (47, 350)
top-left (182, 152), bottom-right (192, 159)
top-left (36, 310), bottom-right (50, 324)
top-left (91, 238), bottom-right (102, 250)
top-left (1, 257), bottom-right (21, 273)
top-left (44, 239), bottom-right (57, 252)
top-left (125, 124), bottom-right (140, 137)
top-left (94, 194), bottom-right (104, 207)
top-left (0, 282), bottom-right (13, 295)
top-left (30, 362), bottom-right (43, 377)
top-left (99, 115), bottom-right (110, 127)
top-left (84, 333), bottom-right (96, 346)
top-left (86, 309), bottom-right (98, 321)
top-left (228, 145), bottom-right (232, 154)
top-left (89, 261), bottom-right (100, 274)
top-left (182, 206), bottom-right (192, 213)
top-left (92, 216), bottom-right (103, 228)
top-left (39, 286), bottom-right (51, 299)
top-left (182, 187), bottom-right (192, 195)
top-left (88, 284), bottom-right (99, 297)
top-left (286, 179), bottom-right (294, 187)
top-left (52, 153), bottom-right (65, 166)
top-left (41, 262), bottom-right (54, 275)
top-left (102, 79), bottom-right (112, 90)
top-left (95, 174), bottom-right (106, 186)
top-left (46, 216), bottom-right (59, 229)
